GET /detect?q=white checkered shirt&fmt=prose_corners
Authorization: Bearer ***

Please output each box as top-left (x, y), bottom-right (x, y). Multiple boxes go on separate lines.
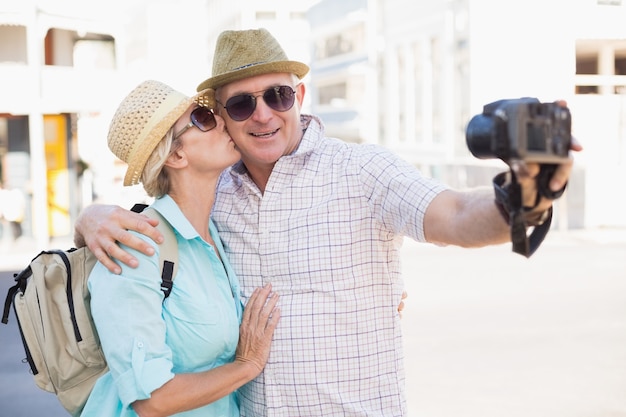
top-left (212, 115), bottom-right (447, 417)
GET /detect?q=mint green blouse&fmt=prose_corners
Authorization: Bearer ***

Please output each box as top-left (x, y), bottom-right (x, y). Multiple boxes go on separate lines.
top-left (83, 195), bottom-right (243, 417)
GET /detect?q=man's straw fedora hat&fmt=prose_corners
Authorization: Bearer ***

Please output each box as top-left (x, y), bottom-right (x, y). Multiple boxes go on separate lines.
top-left (196, 28), bottom-right (310, 91)
top-left (108, 80), bottom-right (213, 186)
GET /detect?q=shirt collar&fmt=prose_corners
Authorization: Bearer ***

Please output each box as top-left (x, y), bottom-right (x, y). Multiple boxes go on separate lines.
top-left (151, 194), bottom-right (199, 240)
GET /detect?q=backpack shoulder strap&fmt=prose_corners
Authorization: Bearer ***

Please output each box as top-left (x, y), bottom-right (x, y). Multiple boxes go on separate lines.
top-left (142, 207), bottom-right (178, 299)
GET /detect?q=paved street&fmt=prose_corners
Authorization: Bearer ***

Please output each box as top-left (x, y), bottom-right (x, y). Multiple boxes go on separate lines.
top-left (0, 272), bottom-right (68, 416)
top-left (1, 229), bottom-right (625, 416)
top-left (400, 230), bottom-right (626, 417)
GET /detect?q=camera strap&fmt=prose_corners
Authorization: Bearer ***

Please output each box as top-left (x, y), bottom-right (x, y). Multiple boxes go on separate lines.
top-left (493, 170), bottom-right (553, 258)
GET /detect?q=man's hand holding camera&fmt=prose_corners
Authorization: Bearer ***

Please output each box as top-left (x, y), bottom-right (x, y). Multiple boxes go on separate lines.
top-left (466, 98), bottom-right (583, 256)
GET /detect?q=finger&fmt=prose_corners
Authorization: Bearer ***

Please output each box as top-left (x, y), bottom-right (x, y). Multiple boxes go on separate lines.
top-left (515, 162), bottom-right (540, 180)
top-left (243, 284), bottom-right (272, 324)
top-left (249, 283), bottom-right (272, 309)
top-left (262, 292), bottom-right (280, 320)
top-left (260, 292), bottom-right (281, 334)
top-left (102, 239), bottom-right (140, 269)
top-left (241, 287), bottom-right (260, 323)
top-left (398, 291), bottom-right (407, 314)
top-left (549, 157), bottom-right (574, 192)
top-left (91, 247), bottom-right (122, 274)
top-left (264, 306), bottom-right (281, 333)
top-left (111, 212), bottom-right (161, 250)
top-left (545, 135), bottom-right (581, 192)
top-left (131, 215), bottom-right (163, 245)
top-left (570, 136), bottom-right (583, 152)
top-left (114, 229), bottom-right (156, 257)
top-left (82, 205), bottom-right (159, 264)
top-left (253, 288), bottom-right (279, 327)
top-left (516, 164), bottom-right (540, 207)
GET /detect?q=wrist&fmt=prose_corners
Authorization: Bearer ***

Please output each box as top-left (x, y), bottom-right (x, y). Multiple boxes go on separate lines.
top-left (494, 199), bottom-right (510, 225)
top-left (73, 225), bottom-right (86, 248)
top-left (522, 207), bottom-right (551, 227)
top-left (234, 356), bottom-right (263, 378)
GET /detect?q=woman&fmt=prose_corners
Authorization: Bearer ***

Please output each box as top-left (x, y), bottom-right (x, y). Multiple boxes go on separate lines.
top-left (82, 80), bottom-right (280, 417)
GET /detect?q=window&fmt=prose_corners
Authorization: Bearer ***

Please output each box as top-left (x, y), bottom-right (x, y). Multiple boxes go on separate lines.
top-left (74, 40), bottom-right (116, 69)
top-left (315, 23), bottom-right (366, 60)
top-left (256, 11), bottom-right (276, 20)
top-left (290, 11), bottom-right (307, 20)
top-left (0, 25), bottom-right (27, 64)
top-left (575, 39), bottom-right (626, 94)
top-left (45, 29), bottom-right (115, 68)
top-left (318, 83), bottom-right (347, 106)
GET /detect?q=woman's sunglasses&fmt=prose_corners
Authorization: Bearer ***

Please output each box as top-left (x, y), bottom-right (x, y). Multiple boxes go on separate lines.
top-left (219, 85), bottom-right (297, 121)
top-left (174, 107), bottom-right (217, 139)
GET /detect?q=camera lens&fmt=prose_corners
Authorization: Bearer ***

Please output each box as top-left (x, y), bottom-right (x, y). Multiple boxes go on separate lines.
top-left (466, 114), bottom-right (499, 159)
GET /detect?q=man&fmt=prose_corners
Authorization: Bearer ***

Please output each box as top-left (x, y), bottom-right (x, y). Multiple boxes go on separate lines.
top-left (75, 29), bottom-right (580, 416)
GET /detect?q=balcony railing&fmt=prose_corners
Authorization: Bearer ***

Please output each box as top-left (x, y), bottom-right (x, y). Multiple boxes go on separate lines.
top-left (575, 74), bottom-right (626, 94)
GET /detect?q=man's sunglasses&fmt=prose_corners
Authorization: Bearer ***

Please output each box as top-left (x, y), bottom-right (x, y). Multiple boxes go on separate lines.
top-left (219, 85), bottom-right (297, 121)
top-left (174, 107), bottom-right (217, 139)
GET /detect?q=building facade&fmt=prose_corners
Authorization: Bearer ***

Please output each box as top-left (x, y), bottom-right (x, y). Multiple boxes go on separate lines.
top-left (307, 0), bottom-right (626, 229)
top-left (0, 1), bottom-right (127, 248)
top-left (2, 0), bottom-right (624, 248)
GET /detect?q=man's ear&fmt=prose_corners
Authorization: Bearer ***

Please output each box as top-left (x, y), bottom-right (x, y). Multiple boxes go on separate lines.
top-left (296, 82), bottom-right (306, 106)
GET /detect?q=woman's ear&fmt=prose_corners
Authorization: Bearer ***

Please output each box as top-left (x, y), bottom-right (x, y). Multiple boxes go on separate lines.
top-left (165, 146), bottom-right (188, 169)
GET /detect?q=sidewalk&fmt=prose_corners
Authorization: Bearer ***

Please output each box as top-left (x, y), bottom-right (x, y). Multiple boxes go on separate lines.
top-left (543, 226), bottom-right (626, 245)
top-left (0, 235), bottom-right (75, 272)
top-left (1, 227), bottom-right (625, 273)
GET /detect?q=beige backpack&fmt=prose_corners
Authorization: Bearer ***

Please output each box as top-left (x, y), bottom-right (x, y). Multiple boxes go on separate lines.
top-left (1, 207), bottom-right (178, 416)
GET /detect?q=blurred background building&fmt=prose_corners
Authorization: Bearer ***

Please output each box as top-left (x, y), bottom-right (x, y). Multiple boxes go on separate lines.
top-left (1, 0), bottom-right (625, 250)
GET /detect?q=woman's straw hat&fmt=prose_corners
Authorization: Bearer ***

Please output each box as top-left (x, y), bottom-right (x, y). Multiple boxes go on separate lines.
top-left (107, 80), bottom-right (213, 186)
top-left (196, 28), bottom-right (310, 91)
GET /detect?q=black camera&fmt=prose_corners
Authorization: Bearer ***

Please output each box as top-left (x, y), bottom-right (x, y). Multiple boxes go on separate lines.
top-left (465, 97), bottom-right (571, 164)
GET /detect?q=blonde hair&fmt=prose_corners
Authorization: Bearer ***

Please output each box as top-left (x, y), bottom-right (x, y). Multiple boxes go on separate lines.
top-left (140, 127), bottom-right (183, 197)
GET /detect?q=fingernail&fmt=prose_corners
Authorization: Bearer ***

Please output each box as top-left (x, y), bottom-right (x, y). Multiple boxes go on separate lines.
top-left (550, 180), bottom-right (560, 191)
